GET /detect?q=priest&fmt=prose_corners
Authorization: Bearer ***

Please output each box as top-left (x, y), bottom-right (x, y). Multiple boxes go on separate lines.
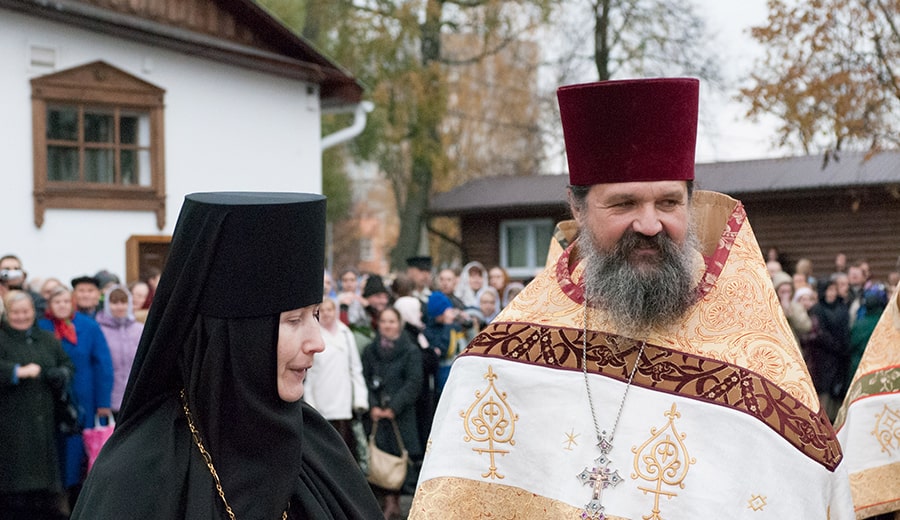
top-left (408, 78), bottom-right (853, 519)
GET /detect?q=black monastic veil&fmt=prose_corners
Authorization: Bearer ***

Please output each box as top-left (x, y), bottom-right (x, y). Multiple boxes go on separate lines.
top-left (72, 192), bottom-right (382, 520)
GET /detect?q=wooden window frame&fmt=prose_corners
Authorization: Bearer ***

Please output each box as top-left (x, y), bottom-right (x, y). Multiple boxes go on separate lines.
top-left (499, 218), bottom-right (555, 279)
top-left (125, 234), bottom-right (171, 284)
top-left (31, 61), bottom-right (166, 229)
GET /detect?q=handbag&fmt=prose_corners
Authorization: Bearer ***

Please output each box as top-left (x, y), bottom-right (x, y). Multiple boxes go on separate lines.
top-left (54, 387), bottom-right (82, 435)
top-left (83, 414), bottom-right (116, 472)
top-left (366, 418), bottom-right (408, 491)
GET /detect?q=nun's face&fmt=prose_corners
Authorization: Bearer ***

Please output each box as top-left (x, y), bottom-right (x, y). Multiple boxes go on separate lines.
top-left (276, 304), bottom-right (324, 402)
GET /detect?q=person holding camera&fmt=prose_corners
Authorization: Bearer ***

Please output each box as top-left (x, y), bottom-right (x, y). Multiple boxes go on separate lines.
top-left (0, 255), bottom-right (47, 318)
top-left (362, 306), bottom-right (423, 519)
top-left (0, 290), bottom-right (74, 520)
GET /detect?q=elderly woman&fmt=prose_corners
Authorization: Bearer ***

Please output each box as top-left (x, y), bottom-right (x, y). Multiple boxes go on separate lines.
top-left (38, 285), bottom-right (113, 505)
top-left (0, 290), bottom-right (74, 520)
top-left (71, 192), bottom-right (381, 519)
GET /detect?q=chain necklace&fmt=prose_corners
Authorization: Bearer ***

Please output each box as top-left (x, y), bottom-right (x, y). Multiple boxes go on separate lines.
top-left (180, 389), bottom-right (289, 520)
top-left (577, 303), bottom-right (646, 520)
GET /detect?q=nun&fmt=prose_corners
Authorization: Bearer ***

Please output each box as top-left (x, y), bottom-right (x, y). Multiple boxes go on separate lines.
top-left (72, 192), bottom-right (382, 519)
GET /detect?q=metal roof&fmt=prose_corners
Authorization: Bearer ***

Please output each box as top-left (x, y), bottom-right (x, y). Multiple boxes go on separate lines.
top-left (430, 150), bottom-right (900, 215)
top-left (695, 150), bottom-right (900, 194)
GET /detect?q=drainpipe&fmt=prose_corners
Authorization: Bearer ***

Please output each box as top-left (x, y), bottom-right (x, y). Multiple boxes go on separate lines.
top-left (321, 101), bottom-right (375, 151)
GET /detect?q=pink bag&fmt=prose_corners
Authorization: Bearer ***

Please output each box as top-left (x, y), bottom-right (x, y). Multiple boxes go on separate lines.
top-left (83, 414), bottom-right (115, 472)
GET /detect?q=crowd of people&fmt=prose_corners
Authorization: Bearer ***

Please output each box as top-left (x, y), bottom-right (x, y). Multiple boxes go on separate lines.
top-left (311, 258), bottom-right (528, 518)
top-left (0, 257), bottom-right (157, 519)
top-left (766, 250), bottom-right (897, 422)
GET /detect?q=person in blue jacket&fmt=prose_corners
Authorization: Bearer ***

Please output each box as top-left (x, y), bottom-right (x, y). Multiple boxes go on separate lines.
top-left (39, 284), bottom-right (113, 509)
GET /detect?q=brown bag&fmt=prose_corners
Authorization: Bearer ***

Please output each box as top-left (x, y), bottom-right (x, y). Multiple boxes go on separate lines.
top-left (366, 418), bottom-right (408, 490)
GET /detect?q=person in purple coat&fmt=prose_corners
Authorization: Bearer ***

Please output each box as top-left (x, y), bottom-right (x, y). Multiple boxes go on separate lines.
top-left (94, 285), bottom-right (143, 417)
top-left (38, 285), bottom-right (113, 508)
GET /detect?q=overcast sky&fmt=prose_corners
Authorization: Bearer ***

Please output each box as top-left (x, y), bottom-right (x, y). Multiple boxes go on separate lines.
top-left (694, 0), bottom-right (785, 163)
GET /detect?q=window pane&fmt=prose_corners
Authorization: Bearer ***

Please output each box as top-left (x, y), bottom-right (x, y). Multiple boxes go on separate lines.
top-left (121, 149), bottom-right (137, 185)
top-left (47, 146), bottom-right (79, 181)
top-left (85, 149), bottom-right (114, 183)
top-left (137, 114), bottom-right (150, 146)
top-left (47, 107), bottom-right (78, 140)
top-left (84, 111), bottom-right (114, 143)
top-left (120, 115), bottom-right (139, 144)
top-left (137, 150), bottom-right (151, 186)
top-left (120, 112), bottom-right (150, 145)
top-left (506, 226), bottom-right (528, 267)
top-left (534, 223), bottom-right (554, 267)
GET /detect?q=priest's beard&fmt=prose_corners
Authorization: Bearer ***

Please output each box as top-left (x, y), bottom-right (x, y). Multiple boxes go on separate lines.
top-left (581, 227), bottom-right (699, 338)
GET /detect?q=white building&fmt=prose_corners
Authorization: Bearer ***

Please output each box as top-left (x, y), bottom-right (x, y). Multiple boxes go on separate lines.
top-left (0, 0), bottom-right (365, 285)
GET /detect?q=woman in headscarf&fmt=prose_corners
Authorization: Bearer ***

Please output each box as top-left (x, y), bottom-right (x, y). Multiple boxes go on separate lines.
top-left (0, 291), bottom-right (73, 520)
top-left (454, 261), bottom-right (487, 309)
top-left (38, 284), bottom-right (113, 506)
top-left (94, 285), bottom-right (144, 418)
top-left (392, 274), bottom-right (437, 458)
top-left (71, 192), bottom-right (382, 519)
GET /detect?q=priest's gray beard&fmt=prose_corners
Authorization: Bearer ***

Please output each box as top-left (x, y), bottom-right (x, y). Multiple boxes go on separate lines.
top-left (581, 226), bottom-right (699, 338)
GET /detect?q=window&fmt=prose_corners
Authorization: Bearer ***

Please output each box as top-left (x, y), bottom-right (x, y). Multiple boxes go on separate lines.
top-left (499, 219), bottom-right (555, 279)
top-left (125, 235), bottom-right (171, 284)
top-left (31, 61), bottom-right (166, 229)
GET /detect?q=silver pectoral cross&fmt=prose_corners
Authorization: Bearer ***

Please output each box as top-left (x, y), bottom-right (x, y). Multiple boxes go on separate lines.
top-left (577, 434), bottom-right (623, 520)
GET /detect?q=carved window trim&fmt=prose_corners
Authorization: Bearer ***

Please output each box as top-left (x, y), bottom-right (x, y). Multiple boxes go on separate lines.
top-left (31, 61), bottom-right (166, 229)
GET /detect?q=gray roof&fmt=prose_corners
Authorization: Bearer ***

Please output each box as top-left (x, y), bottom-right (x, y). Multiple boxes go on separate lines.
top-left (430, 174), bottom-right (569, 215)
top-left (430, 150), bottom-right (900, 215)
top-left (696, 150), bottom-right (900, 193)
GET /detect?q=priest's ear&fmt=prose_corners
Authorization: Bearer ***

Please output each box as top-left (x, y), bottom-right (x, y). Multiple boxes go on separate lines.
top-left (567, 184), bottom-right (589, 226)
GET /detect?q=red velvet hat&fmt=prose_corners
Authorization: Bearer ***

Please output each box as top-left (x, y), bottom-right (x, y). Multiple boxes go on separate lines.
top-left (557, 78), bottom-right (699, 186)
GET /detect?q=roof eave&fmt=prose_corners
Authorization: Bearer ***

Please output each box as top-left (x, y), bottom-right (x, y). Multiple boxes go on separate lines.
top-left (3, 0), bottom-right (364, 105)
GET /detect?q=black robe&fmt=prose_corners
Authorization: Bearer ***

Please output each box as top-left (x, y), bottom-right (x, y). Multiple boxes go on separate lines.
top-left (0, 322), bottom-right (72, 495)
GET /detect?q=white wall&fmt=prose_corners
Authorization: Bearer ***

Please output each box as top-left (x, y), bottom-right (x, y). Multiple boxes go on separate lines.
top-left (0, 9), bottom-right (323, 285)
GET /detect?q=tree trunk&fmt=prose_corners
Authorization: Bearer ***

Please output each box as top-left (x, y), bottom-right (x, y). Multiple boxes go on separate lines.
top-left (389, 0), bottom-right (445, 271)
top-left (390, 158), bottom-right (432, 270)
top-left (594, 0), bottom-right (612, 80)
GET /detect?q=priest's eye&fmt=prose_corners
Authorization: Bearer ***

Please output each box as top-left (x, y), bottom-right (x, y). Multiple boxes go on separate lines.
top-left (313, 309), bottom-right (320, 322)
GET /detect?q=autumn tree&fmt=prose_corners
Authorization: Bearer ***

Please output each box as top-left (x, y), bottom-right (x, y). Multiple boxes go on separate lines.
top-left (740, 0), bottom-right (900, 156)
top-left (262, 0), bottom-right (553, 271)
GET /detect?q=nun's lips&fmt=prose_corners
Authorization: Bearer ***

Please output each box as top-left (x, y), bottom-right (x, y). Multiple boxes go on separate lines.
top-left (289, 365), bottom-right (311, 378)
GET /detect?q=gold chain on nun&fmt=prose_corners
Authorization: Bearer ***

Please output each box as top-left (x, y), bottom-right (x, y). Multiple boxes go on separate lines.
top-left (180, 389), bottom-right (288, 520)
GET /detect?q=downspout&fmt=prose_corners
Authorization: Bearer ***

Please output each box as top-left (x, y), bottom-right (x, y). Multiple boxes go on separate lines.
top-left (320, 100), bottom-right (374, 279)
top-left (320, 100), bottom-right (375, 151)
